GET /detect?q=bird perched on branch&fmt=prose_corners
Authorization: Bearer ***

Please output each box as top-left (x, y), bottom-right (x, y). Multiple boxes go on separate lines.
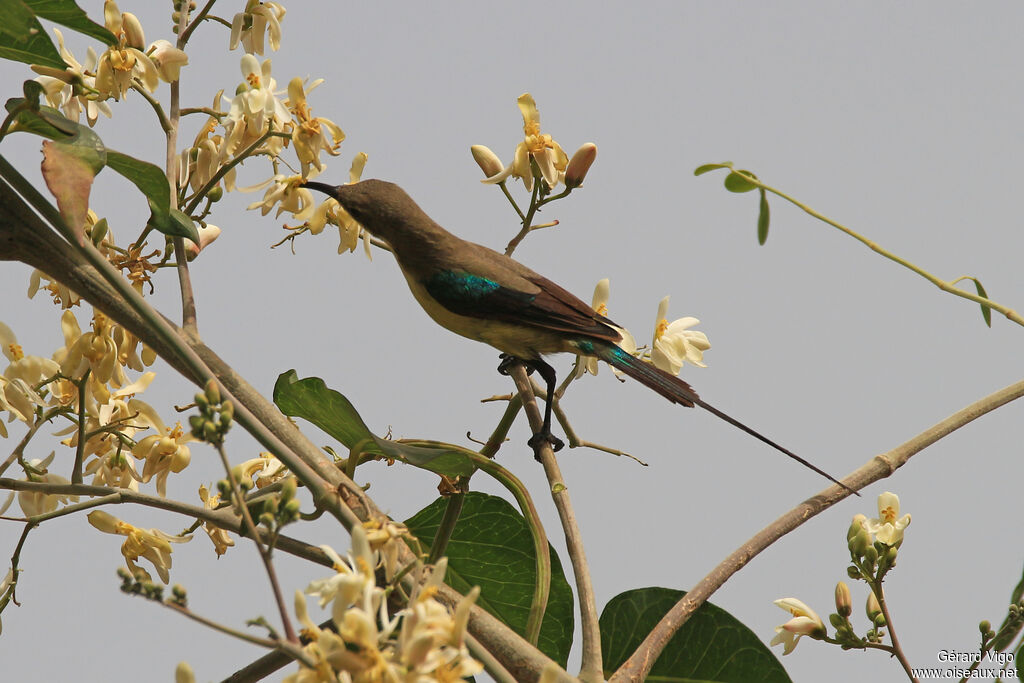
top-left (304, 179), bottom-right (853, 493)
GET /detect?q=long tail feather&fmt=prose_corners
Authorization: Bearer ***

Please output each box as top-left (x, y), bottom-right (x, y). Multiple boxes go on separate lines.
top-left (591, 341), bottom-right (857, 495)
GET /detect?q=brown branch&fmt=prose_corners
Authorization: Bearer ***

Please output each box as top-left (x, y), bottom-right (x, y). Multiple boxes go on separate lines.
top-left (608, 377), bottom-right (1024, 682)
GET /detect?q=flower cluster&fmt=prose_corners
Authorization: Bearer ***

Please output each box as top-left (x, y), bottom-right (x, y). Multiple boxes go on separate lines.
top-left (474, 93), bottom-right (596, 193)
top-left (287, 526), bottom-right (482, 682)
top-left (771, 492), bottom-right (912, 655)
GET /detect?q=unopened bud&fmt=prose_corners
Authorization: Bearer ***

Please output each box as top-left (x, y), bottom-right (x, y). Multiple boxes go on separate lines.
top-left (470, 145), bottom-right (504, 178)
top-left (283, 498), bottom-right (301, 520)
top-left (979, 620), bottom-right (991, 634)
top-left (835, 581), bottom-right (852, 617)
top-left (219, 400), bottom-right (234, 427)
top-left (204, 379), bottom-right (220, 405)
top-left (122, 12), bottom-right (146, 49)
top-left (564, 142), bottom-right (597, 188)
top-left (185, 223), bottom-right (221, 261)
top-left (848, 517), bottom-right (871, 557)
top-left (865, 592), bottom-right (882, 622)
top-left (89, 218), bottom-right (109, 245)
top-left (280, 476), bottom-right (297, 502)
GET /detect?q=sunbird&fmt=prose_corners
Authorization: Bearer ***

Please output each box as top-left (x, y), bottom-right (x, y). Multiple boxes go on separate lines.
top-left (304, 179), bottom-right (853, 493)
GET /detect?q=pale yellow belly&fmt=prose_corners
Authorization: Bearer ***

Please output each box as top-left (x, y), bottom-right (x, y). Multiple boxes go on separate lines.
top-left (402, 271), bottom-right (573, 358)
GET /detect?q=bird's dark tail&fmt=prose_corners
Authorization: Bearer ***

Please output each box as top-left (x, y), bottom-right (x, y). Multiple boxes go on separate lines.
top-left (588, 340), bottom-right (857, 495)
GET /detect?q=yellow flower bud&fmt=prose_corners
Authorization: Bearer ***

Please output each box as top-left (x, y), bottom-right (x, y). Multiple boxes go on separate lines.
top-left (470, 145), bottom-right (504, 178)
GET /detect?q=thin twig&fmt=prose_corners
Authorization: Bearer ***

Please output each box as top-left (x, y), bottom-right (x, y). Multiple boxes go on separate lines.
top-left (71, 370), bottom-right (91, 483)
top-left (729, 170), bottom-right (1023, 328)
top-left (507, 363), bottom-right (603, 683)
top-left (215, 442), bottom-right (298, 644)
top-left (875, 585), bottom-right (919, 682)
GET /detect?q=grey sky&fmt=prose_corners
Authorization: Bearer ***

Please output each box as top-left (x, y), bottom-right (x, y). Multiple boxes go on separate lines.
top-left (2, 2), bottom-right (1023, 681)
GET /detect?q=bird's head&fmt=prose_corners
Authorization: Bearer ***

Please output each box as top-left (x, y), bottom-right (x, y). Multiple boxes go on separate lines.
top-left (303, 179), bottom-right (425, 244)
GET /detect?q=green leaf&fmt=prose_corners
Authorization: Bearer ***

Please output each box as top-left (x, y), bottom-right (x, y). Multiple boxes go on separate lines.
top-left (694, 162), bottom-right (734, 176)
top-left (106, 150), bottom-right (173, 219)
top-left (273, 370), bottom-right (478, 477)
top-left (969, 277), bottom-right (992, 328)
top-left (600, 587), bottom-right (792, 682)
top-left (3, 105), bottom-right (183, 242)
top-left (145, 204), bottom-right (200, 243)
top-left (24, 0), bottom-right (117, 45)
top-left (0, 0), bottom-right (65, 69)
top-left (724, 170), bottom-right (758, 193)
top-left (757, 188), bottom-right (770, 245)
top-left (405, 492), bottom-right (574, 666)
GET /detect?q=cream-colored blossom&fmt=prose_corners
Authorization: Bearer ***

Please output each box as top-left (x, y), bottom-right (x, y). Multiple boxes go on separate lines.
top-left (27, 269), bottom-right (81, 309)
top-left (59, 310), bottom-right (126, 386)
top-left (230, 0), bottom-right (286, 54)
top-left (198, 485), bottom-right (235, 556)
top-left (0, 321), bottom-right (61, 427)
top-left (290, 534), bottom-right (482, 682)
top-left (87, 509), bottom-right (191, 583)
top-left (287, 77), bottom-right (345, 176)
top-left (651, 296), bottom-right (710, 375)
top-left (483, 93), bottom-right (569, 192)
top-left (299, 153), bottom-right (370, 256)
top-left (16, 453), bottom-right (79, 517)
top-left (222, 55), bottom-right (290, 159)
top-left (362, 518), bottom-right (407, 582)
top-left (130, 400), bottom-right (193, 497)
top-left (147, 39), bottom-right (188, 83)
top-left (30, 29), bottom-right (113, 126)
top-left (573, 279), bottom-right (637, 379)
top-left (84, 447), bottom-right (140, 490)
top-left (865, 491), bottom-right (911, 546)
top-left (95, 2), bottom-right (159, 100)
top-left (235, 452), bottom-right (290, 488)
top-left (770, 598), bottom-right (826, 655)
top-left (243, 173), bottom-right (321, 230)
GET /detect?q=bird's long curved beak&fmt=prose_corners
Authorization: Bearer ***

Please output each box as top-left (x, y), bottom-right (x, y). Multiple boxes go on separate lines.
top-left (302, 181), bottom-right (339, 197)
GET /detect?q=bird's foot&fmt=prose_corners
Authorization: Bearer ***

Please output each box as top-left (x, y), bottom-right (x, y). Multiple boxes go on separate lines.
top-left (528, 429), bottom-right (564, 454)
top-left (497, 353), bottom-right (533, 377)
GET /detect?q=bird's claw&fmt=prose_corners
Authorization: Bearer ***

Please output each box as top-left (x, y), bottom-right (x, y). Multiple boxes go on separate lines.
top-left (528, 430), bottom-right (564, 454)
top-left (497, 353), bottom-right (533, 377)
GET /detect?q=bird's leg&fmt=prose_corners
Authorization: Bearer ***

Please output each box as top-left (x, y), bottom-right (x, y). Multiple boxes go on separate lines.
top-left (523, 358), bottom-right (564, 453)
top-left (496, 354), bottom-right (564, 453)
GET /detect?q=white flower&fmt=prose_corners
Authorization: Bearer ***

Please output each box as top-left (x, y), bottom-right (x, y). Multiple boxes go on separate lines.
top-left (94, 2), bottom-right (159, 100)
top-left (482, 93), bottom-right (569, 192)
top-left (651, 296), bottom-right (710, 375)
top-left (222, 55), bottom-right (290, 159)
top-left (865, 491), bottom-right (911, 546)
top-left (31, 29), bottom-right (112, 126)
top-left (574, 279), bottom-right (636, 379)
top-left (229, 0), bottom-right (286, 54)
top-left (770, 598), bottom-right (826, 654)
top-left (147, 39), bottom-right (188, 83)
